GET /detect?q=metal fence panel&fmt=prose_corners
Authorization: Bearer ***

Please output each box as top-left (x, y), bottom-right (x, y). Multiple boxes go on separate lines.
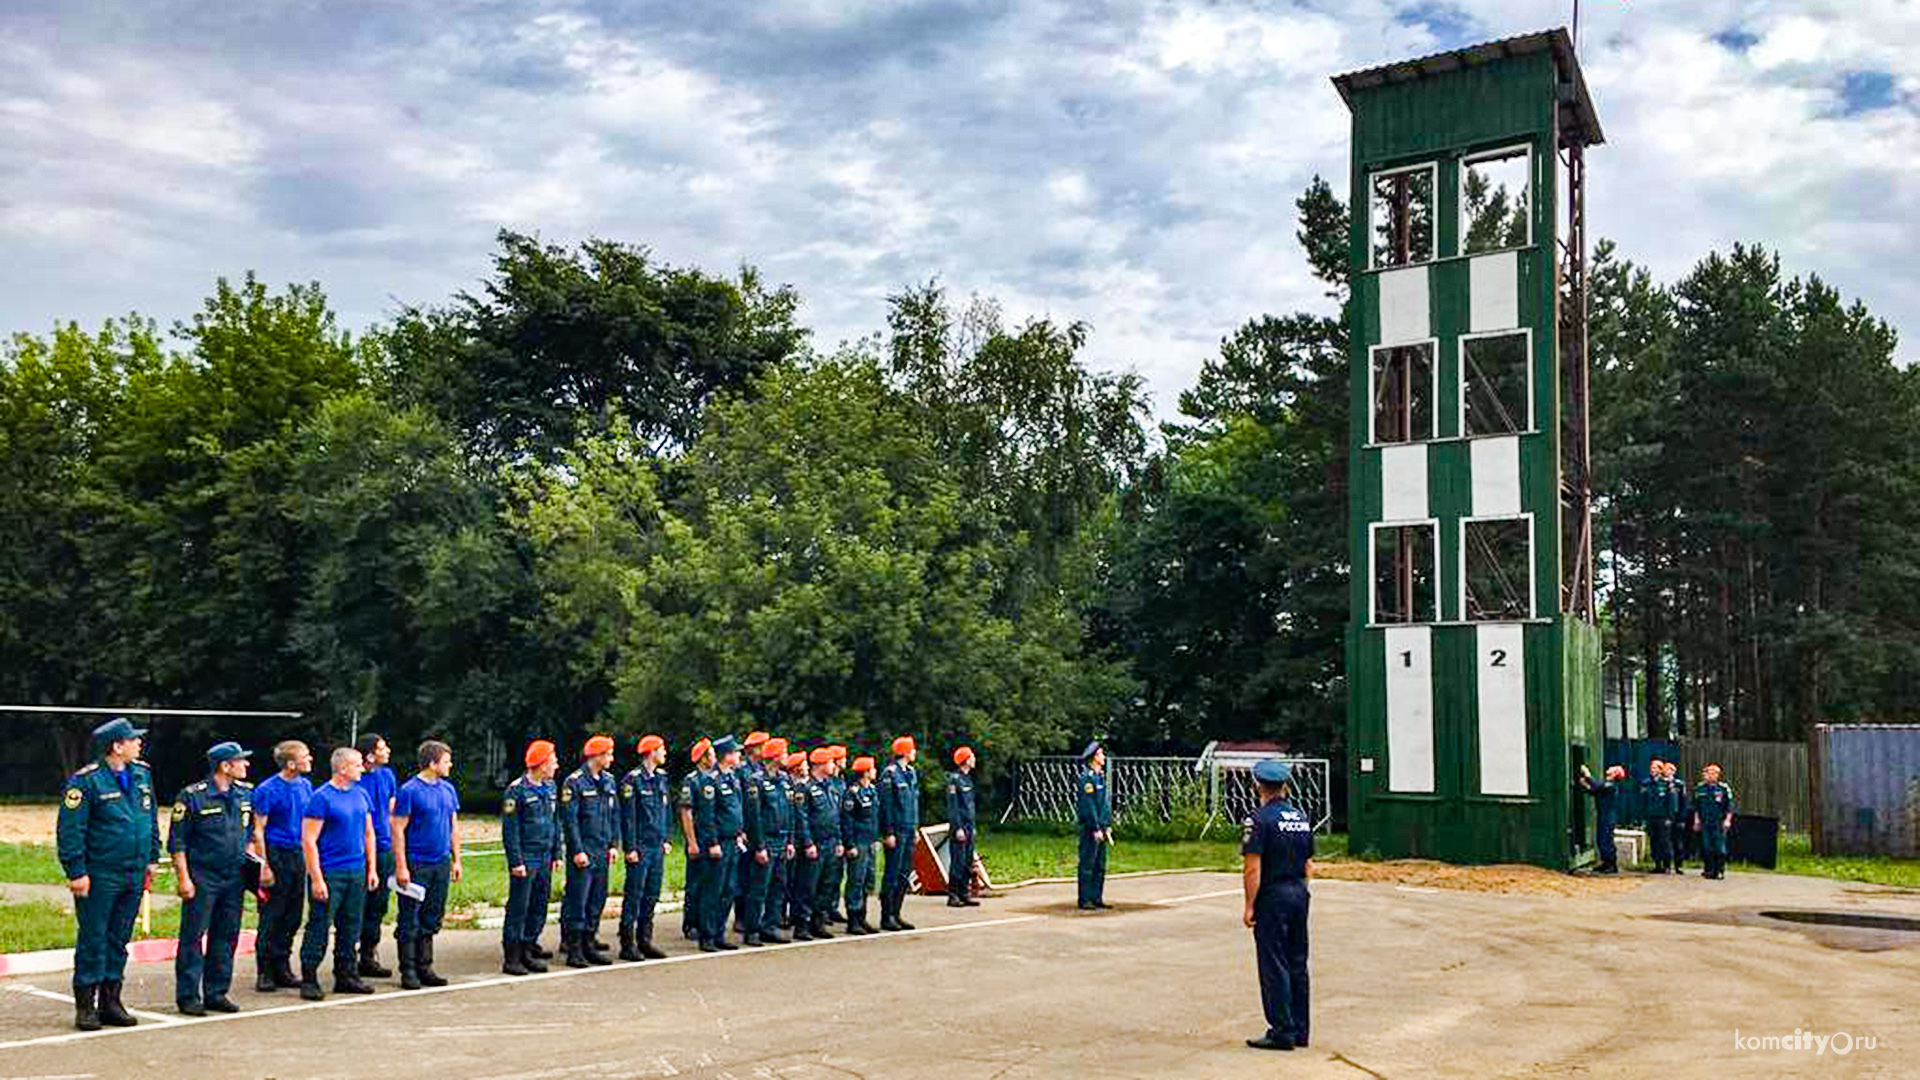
top-left (1001, 755), bottom-right (1332, 835)
top-left (1811, 725), bottom-right (1920, 857)
top-left (1677, 736), bottom-right (1808, 834)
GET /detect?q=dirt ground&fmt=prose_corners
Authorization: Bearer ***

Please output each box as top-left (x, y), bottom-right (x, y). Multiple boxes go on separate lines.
top-left (1317, 857), bottom-right (1642, 896)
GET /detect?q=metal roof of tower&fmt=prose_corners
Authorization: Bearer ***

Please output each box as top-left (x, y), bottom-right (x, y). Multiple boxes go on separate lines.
top-left (1331, 27), bottom-right (1604, 147)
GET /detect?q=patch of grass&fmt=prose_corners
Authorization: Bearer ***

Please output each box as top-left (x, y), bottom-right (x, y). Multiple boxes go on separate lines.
top-left (447, 846), bottom-right (694, 919)
top-left (0, 894), bottom-right (202, 953)
top-left (1764, 832), bottom-right (1920, 889)
top-left (0, 842), bottom-right (66, 884)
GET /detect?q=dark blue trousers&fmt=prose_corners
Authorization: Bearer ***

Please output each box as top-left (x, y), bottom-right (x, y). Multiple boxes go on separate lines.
top-left (72, 866), bottom-right (143, 991)
top-left (396, 859), bottom-right (450, 942)
top-left (759, 852), bottom-right (788, 935)
top-left (1077, 830), bottom-right (1108, 905)
top-left (700, 851), bottom-right (736, 945)
top-left (562, 854), bottom-right (610, 935)
top-left (881, 834), bottom-right (913, 901)
top-left (743, 849), bottom-right (776, 936)
top-left (812, 848), bottom-right (842, 918)
top-left (621, 845), bottom-right (664, 931)
top-left (790, 852), bottom-right (818, 924)
top-left (503, 858), bottom-right (554, 944)
top-left (255, 844), bottom-right (306, 977)
top-left (360, 848), bottom-right (395, 950)
top-left (174, 867), bottom-right (244, 1005)
top-left (947, 831), bottom-right (975, 899)
top-left (299, 870), bottom-right (366, 974)
top-left (1253, 883), bottom-right (1310, 1044)
top-left (1647, 816), bottom-right (1672, 866)
top-left (682, 851), bottom-right (701, 937)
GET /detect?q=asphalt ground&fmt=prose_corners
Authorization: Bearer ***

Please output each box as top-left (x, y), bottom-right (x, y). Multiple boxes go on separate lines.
top-left (2, 869), bottom-right (1916, 1078)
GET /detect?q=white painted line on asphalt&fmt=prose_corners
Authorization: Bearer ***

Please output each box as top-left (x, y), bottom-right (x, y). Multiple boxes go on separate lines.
top-left (1154, 888), bottom-right (1243, 905)
top-left (0, 913), bottom-right (1043, 1052)
top-left (2, 982), bottom-right (180, 1026)
top-left (1395, 885), bottom-right (1440, 894)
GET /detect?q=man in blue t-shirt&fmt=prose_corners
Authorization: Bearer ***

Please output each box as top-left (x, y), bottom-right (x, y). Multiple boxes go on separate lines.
top-left (250, 740), bottom-right (314, 992)
top-left (392, 739), bottom-right (462, 989)
top-left (1241, 759), bottom-right (1314, 1052)
top-left (353, 733), bottom-right (398, 978)
top-left (299, 747), bottom-right (377, 999)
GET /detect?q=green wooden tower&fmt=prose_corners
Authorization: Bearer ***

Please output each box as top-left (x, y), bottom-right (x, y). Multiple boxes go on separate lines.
top-left (1334, 29), bottom-right (1605, 869)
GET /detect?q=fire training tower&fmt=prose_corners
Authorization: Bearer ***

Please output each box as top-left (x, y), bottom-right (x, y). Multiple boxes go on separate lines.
top-left (1334, 29), bottom-right (1605, 868)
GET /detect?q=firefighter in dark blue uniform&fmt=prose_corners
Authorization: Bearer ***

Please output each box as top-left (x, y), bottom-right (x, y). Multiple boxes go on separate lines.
top-left (1242, 759), bottom-right (1313, 1052)
top-left (841, 756), bottom-right (880, 934)
top-left (500, 740), bottom-right (560, 975)
top-left (57, 717), bottom-right (160, 1031)
top-left (945, 747), bottom-right (980, 906)
top-left (733, 731), bottom-right (769, 934)
top-left (1693, 764), bottom-right (1736, 880)
top-left (1076, 741), bottom-right (1111, 909)
top-left (744, 737), bottom-right (791, 945)
top-left (1662, 761), bottom-right (1691, 872)
top-left (678, 742), bottom-right (708, 941)
top-left (786, 751), bottom-right (818, 938)
top-left (1575, 764), bottom-right (1624, 873)
top-left (878, 736), bottom-right (919, 930)
top-left (618, 734), bottom-right (673, 961)
top-left (559, 735), bottom-right (619, 967)
top-left (802, 746), bottom-right (842, 939)
top-left (167, 741), bottom-right (254, 1015)
top-left (694, 735), bottom-right (747, 950)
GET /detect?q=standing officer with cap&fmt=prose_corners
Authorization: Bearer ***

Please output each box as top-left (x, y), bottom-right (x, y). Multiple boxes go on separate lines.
top-left (1241, 759), bottom-right (1313, 1052)
top-left (618, 734), bottom-right (672, 961)
top-left (945, 747), bottom-right (980, 906)
top-left (250, 739), bottom-right (313, 992)
top-left (1693, 763), bottom-right (1736, 880)
top-left (802, 746), bottom-right (842, 939)
top-left (352, 733), bottom-right (397, 979)
top-left (694, 735), bottom-right (746, 951)
top-left (785, 750), bottom-right (818, 939)
top-left (841, 756), bottom-right (880, 934)
top-left (1076, 741), bottom-right (1112, 909)
top-left (168, 740), bottom-right (255, 1015)
top-left (733, 731), bottom-right (770, 933)
top-left (877, 735), bottom-right (920, 931)
top-left (750, 738), bottom-right (793, 945)
top-left (1574, 763), bottom-right (1624, 873)
top-left (57, 716), bottom-right (159, 1030)
top-left (501, 739), bottom-right (560, 975)
top-left (559, 735), bottom-right (619, 967)
top-left (678, 739), bottom-right (711, 941)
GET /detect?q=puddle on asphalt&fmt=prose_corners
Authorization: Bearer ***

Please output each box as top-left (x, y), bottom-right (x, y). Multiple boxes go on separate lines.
top-left (1651, 907), bottom-right (1920, 952)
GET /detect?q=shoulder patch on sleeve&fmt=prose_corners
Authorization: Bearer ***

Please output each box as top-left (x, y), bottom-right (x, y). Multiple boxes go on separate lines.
top-left (560, 786), bottom-right (572, 802)
top-left (172, 802), bottom-right (188, 821)
top-left (64, 787), bottom-right (84, 810)
top-left (1084, 782), bottom-right (1095, 794)
top-left (503, 798), bottom-right (517, 814)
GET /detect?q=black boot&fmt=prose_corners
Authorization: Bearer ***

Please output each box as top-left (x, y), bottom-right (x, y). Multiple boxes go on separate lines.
top-left (810, 913), bottom-right (834, 939)
top-left (256, 954), bottom-right (278, 993)
top-left (619, 925), bottom-right (642, 962)
top-left (205, 994), bottom-right (239, 1013)
top-left (880, 893), bottom-right (903, 931)
top-left (758, 918), bottom-right (789, 946)
top-left (638, 919), bottom-right (668, 959)
top-left (589, 932), bottom-right (610, 952)
top-left (97, 981), bottom-right (137, 1026)
top-left (358, 942), bottom-right (392, 978)
top-left (791, 916), bottom-right (814, 941)
top-left (399, 938), bottom-right (423, 989)
top-left (522, 938), bottom-right (549, 973)
top-left (300, 965), bottom-right (326, 1001)
top-left (563, 931), bottom-right (589, 969)
top-left (846, 905), bottom-right (872, 935)
top-left (503, 941), bottom-right (529, 976)
top-left (333, 966), bottom-right (375, 995)
top-left (584, 929), bottom-right (613, 965)
top-left (274, 957), bottom-right (301, 989)
top-left (74, 984), bottom-right (101, 1031)
top-left (418, 935), bottom-right (448, 986)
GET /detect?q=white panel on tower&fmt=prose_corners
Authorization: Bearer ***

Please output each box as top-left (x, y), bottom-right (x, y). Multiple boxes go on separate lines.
top-left (1378, 266), bottom-right (1430, 345)
top-left (1384, 625), bottom-right (1435, 793)
top-left (1476, 623), bottom-right (1529, 795)
top-left (1470, 435), bottom-right (1522, 517)
top-left (1469, 251), bottom-right (1519, 331)
top-left (1380, 443), bottom-right (1428, 522)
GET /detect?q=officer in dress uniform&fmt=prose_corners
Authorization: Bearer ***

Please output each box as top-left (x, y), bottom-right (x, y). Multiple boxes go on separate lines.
top-left (559, 735), bottom-right (619, 967)
top-left (1693, 763), bottom-right (1736, 880)
top-left (785, 750), bottom-right (818, 939)
top-left (802, 747), bottom-right (843, 940)
top-left (1076, 741), bottom-right (1112, 910)
top-left (1574, 764), bottom-right (1624, 873)
top-left (693, 735), bottom-right (747, 951)
top-left (841, 756), bottom-right (880, 934)
top-left (733, 731), bottom-right (769, 934)
top-left (1640, 758), bottom-right (1673, 873)
top-left (1242, 759), bottom-right (1313, 1052)
top-left (678, 739), bottom-right (712, 940)
top-left (618, 734), bottom-right (673, 961)
top-left (878, 736), bottom-right (920, 931)
top-left (168, 741), bottom-right (254, 1015)
top-left (500, 740), bottom-right (560, 975)
top-left (745, 737), bottom-right (792, 946)
top-left (945, 747), bottom-right (980, 907)
top-left (57, 717), bottom-right (160, 1031)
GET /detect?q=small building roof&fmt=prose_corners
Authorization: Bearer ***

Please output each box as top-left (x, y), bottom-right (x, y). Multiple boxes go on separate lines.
top-left (1331, 27), bottom-right (1604, 147)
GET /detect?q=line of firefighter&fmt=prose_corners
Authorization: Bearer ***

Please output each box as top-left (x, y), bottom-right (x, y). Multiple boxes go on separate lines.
top-left (54, 717), bottom-right (987, 1031)
top-left (1573, 758), bottom-right (1737, 877)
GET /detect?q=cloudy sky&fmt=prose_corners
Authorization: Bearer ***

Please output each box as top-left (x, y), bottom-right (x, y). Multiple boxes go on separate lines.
top-left (3, 1), bottom-right (1916, 415)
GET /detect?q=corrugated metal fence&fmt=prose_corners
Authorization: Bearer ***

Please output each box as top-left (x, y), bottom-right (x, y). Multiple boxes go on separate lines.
top-left (1677, 737), bottom-right (1809, 834)
top-left (1811, 725), bottom-right (1920, 856)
